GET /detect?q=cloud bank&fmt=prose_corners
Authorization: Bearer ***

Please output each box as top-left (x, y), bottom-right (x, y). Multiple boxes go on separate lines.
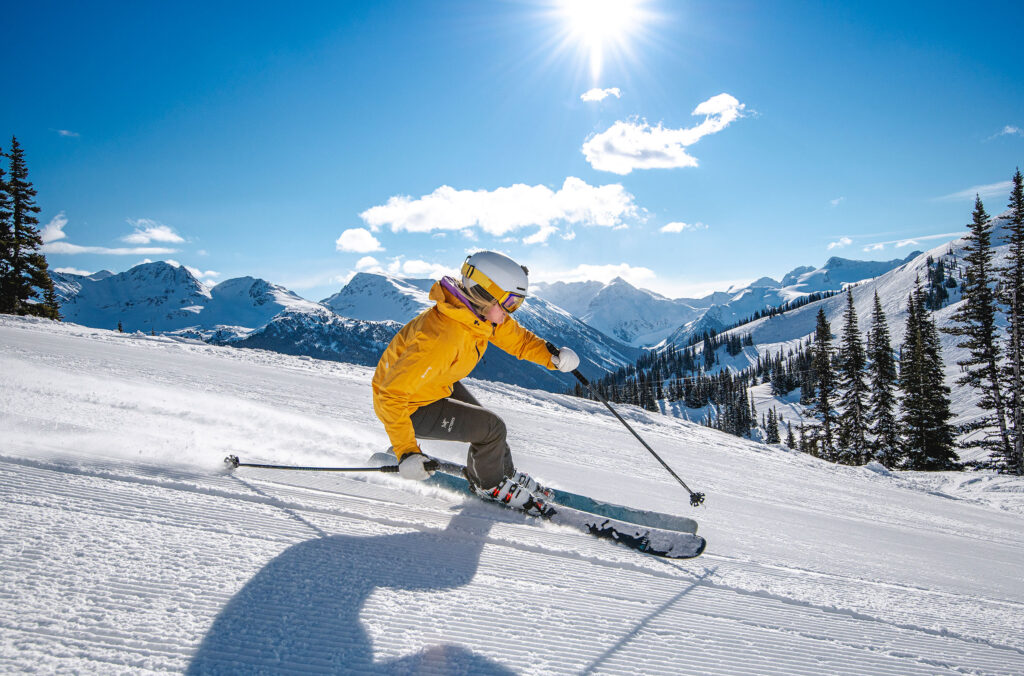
top-left (360, 177), bottom-right (639, 244)
top-left (581, 93), bottom-right (746, 175)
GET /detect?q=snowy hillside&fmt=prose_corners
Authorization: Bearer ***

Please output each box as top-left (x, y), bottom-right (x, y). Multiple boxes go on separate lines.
top-left (3, 315), bottom-right (1023, 674)
top-left (676, 215), bottom-right (1022, 463)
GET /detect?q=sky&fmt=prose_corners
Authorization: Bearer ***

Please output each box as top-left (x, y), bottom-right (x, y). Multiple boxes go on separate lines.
top-left (3, 0), bottom-right (1023, 301)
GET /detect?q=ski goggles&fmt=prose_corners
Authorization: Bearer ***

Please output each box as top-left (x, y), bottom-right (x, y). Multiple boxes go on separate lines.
top-left (461, 261), bottom-right (526, 313)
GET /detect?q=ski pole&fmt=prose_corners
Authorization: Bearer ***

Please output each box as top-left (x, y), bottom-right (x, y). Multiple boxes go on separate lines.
top-left (224, 455), bottom-right (442, 474)
top-left (547, 343), bottom-right (706, 507)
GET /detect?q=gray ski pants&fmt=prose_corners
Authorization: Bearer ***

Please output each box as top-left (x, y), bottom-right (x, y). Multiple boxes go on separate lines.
top-left (409, 381), bottom-right (514, 490)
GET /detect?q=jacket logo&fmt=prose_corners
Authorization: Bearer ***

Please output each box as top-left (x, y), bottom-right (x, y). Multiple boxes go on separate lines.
top-left (442, 417), bottom-right (455, 432)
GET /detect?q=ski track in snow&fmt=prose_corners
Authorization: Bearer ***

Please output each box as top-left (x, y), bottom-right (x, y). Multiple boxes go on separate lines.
top-left (2, 316), bottom-right (1024, 675)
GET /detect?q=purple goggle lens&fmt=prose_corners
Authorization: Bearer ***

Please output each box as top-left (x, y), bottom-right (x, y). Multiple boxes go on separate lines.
top-left (502, 293), bottom-right (525, 312)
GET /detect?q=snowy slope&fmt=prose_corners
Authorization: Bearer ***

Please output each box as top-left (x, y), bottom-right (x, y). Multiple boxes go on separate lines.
top-left (695, 218), bottom-right (1014, 461)
top-left (3, 315), bottom-right (1023, 675)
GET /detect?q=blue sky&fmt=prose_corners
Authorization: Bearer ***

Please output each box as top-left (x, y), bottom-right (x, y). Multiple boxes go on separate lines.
top-left (4, 0), bottom-right (1023, 301)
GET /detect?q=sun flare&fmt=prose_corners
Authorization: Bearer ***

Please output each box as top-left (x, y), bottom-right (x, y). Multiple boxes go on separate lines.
top-left (555, 0), bottom-right (651, 81)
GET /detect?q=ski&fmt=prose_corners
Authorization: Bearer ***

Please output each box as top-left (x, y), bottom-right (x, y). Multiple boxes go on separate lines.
top-left (369, 452), bottom-right (706, 559)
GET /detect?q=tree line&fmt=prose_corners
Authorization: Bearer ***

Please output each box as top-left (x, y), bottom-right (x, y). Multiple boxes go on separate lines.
top-left (0, 136), bottom-right (59, 318)
top-left (567, 168), bottom-right (1024, 475)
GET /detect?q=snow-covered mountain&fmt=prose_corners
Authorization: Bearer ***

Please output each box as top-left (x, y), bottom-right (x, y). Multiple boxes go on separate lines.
top-left (658, 219), bottom-right (1024, 462)
top-left (533, 254), bottom-right (918, 348)
top-left (52, 262), bottom-right (322, 338)
top-left (781, 254), bottom-right (922, 296)
top-left (3, 314), bottom-right (1023, 674)
top-left (51, 264), bottom-right (641, 393)
top-left (317, 272), bottom-right (642, 390)
top-left (321, 273), bottom-right (433, 322)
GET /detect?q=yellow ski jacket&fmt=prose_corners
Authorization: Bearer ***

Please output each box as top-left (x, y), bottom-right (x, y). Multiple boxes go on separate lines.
top-left (372, 278), bottom-right (556, 460)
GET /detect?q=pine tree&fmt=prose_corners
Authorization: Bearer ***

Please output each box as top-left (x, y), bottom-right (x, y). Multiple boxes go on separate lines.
top-left (0, 144), bottom-right (11, 308)
top-left (1000, 168), bottom-right (1024, 474)
top-left (0, 137), bottom-right (59, 318)
top-left (812, 308), bottom-right (838, 459)
top-left (942, 195), bottom-right (1011, 465)
top-left (866, 291), bottom-right (901, 467)
top-left (900, 279), bottom-right (957, 470)
top-left (766, 407), bottom-right (781, 444)
top-left (836, 291), bottom-right (869, 464)
top-left (786, 422), bottom-right (796, 449)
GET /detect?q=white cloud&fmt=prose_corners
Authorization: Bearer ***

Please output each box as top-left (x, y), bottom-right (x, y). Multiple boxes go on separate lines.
top-left (861, 231), bottom-right (966, 252)
top-left (827, 236), bottom-right (853, 250)
top-left (830, 197), bottom-right (845, 207)
top-left (987, 125), bottom-right (1023, 140)
top-left (581, 87), bottom-right (621, 102)
top-left (185, 265), bottom-right (220, 282)
top-left (523, 225), bottom-right (560, 245)
top-left (355, 256), bottom-right (380, 270)
top-left (42, 242), bottom-right (178, 255)
top-left (53, 267), bottom-right (92, 276)
top-left (123, 219), bottom-right (185, 244)
top-left (660, 221), bottom-right (708, 234)
top-left (336, 227), bottom-right (384, 253)
top-left (40, 212), bottom-right (69, 243)
top-left (935, 180), bottom-right (1013, 202)
top-left (360, 177), bottom-right (639, 238)
top-left (385, 257), bottom-right (457, 279)
top-left (581, 93), bottom-right (746, 175)
top-left (542, 262), bottom-right (657, 286)
top-left (55, 129), bottom-right (79, 138)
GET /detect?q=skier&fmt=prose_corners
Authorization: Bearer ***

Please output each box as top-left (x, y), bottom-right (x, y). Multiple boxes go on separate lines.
top-left (372, 250), bottom-right (580, 512)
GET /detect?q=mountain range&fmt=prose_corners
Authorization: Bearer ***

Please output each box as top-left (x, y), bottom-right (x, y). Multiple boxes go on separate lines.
top-left (49, 249), bottom-right (926, 393)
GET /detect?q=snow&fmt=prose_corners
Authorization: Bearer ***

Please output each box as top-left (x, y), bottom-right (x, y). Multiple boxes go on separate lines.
top-left (3, 315), bottom-right (1024, 674)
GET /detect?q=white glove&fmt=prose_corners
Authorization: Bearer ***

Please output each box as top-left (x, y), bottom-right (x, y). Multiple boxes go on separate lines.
top-left (398, 452), bottom-right (435, 481)
top-left (550, 346), bottom-right (580, 373)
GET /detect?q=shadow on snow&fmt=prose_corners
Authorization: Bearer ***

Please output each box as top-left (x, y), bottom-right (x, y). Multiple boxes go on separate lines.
top-left (187, 499), bottom-right (515, 675)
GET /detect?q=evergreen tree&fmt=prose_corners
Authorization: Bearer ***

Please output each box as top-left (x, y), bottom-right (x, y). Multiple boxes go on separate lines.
top-left (1001, 168), bottom-right (1024, 474)
top-left (866, 291), bottom-right (901, 467)
top-left (812, 308), bottom-right (838, 459)
top-left (0, 145), bottom-right (11, 307)
top-left (900, 279), bottom-right (957, 469)
top-left (786, 422), bottom-right (796, 449)
top-left (0, 137), bottom-right (59, 318)
top-left (942, 195), bottom-right (1011, 464)
top-left (836, 291), bottom-right (869, 464)
top-left (765, 408), bottom-right (781, 444)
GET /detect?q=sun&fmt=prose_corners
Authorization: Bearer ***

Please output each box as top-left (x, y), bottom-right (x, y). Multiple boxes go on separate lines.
top-left (554, 0), bottom-right (652, 82)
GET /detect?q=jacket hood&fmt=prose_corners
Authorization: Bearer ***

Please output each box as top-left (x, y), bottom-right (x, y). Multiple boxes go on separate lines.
top-left (431, 278), bottom-right (492, 335)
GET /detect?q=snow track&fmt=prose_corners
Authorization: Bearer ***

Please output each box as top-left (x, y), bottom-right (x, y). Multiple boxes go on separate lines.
top-left (2, 455), bottom-right (1023, 675)
top-left (3, 317), bottom-right (1024, 674)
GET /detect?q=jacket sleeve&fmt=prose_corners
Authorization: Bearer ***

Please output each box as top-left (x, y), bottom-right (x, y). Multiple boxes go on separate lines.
top-left (373, 334), bottom-right (457, 460)
top-left (490, 318), bottom-right (556, 369)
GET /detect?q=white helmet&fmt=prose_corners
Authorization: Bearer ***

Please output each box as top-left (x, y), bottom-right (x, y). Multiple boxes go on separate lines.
top-left (461, 251), bottom-right (529, 312)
